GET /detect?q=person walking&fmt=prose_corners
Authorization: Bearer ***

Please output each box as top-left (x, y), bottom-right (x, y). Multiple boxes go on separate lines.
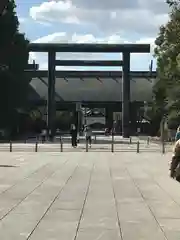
top-left (85, 126), bottom-right (92, 147)
top-left (70, 124), bottom-right (77, 147)
top-left (41, 128), bottom-right (46, 143)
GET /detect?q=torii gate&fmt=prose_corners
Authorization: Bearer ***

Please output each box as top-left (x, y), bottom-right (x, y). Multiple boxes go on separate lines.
top-left (28, 43), bottom-right (150, 138)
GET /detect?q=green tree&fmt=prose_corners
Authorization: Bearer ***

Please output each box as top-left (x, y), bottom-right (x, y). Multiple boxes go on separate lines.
top-left (154, 0), bottom-right (180, 129)
top-left (0, 0), bottom-right (29, 129)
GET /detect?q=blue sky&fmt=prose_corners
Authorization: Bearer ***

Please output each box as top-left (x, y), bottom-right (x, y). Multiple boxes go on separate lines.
top-left (15, 0), bottom-right (168, 71)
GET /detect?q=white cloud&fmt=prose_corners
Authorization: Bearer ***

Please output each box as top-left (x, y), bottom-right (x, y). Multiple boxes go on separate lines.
top-left (29, 32), bottom-right (155, 70)
top-left (29, 0), bottom-right (169, 36)
top-left (30, 1), bottom-right (80, 25)
top-left (32, 32), bottom-right (134, 45)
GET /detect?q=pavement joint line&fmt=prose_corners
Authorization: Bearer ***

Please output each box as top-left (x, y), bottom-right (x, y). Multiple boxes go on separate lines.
top-left (73, 160), bottom-right (95, 240)
top-left (124, 167), bottom-right (169, 240)
top-left (0, 158), bottom-right (69, 221)
top-left (144, 167), bottom-right (180, 213)
top-left (0, 161), bottom-right (53, 197)
top-left (108, 159), bottom-right (123, 240)
top-left (27, 158), bottom-right (82, 240)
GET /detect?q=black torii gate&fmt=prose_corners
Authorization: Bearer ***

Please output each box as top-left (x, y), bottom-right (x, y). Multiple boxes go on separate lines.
top-left (28, 43), bottom-right (150, 138)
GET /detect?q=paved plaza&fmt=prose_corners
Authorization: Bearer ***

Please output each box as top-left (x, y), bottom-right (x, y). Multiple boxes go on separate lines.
top-left (0, 151), bottom-right (179, 239)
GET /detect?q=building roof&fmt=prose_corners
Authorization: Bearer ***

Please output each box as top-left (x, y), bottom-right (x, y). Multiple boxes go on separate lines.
top-left (26, 70), bottom-right (156, 78)
top-left (29, 75), bottom-right (156, 102)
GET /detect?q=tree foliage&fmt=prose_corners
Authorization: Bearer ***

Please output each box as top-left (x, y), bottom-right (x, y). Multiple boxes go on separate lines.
top-left (0, 0), bottom-right (29, 128)
top-left (154, 0), bottom-right (180, 129)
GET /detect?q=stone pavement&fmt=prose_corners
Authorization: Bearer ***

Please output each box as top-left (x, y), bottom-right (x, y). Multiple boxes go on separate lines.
top-left (0, 152), bottom-right (179, 239)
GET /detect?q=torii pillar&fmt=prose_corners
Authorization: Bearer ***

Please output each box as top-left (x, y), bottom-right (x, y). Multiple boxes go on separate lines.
top-left (122, 52), bottom-right (130, 138)
top-left (47, 51), bottom-right (56, 140)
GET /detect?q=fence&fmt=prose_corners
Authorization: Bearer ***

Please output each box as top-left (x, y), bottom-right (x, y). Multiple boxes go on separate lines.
top-left (0, 136), bottom-right (173, 153)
